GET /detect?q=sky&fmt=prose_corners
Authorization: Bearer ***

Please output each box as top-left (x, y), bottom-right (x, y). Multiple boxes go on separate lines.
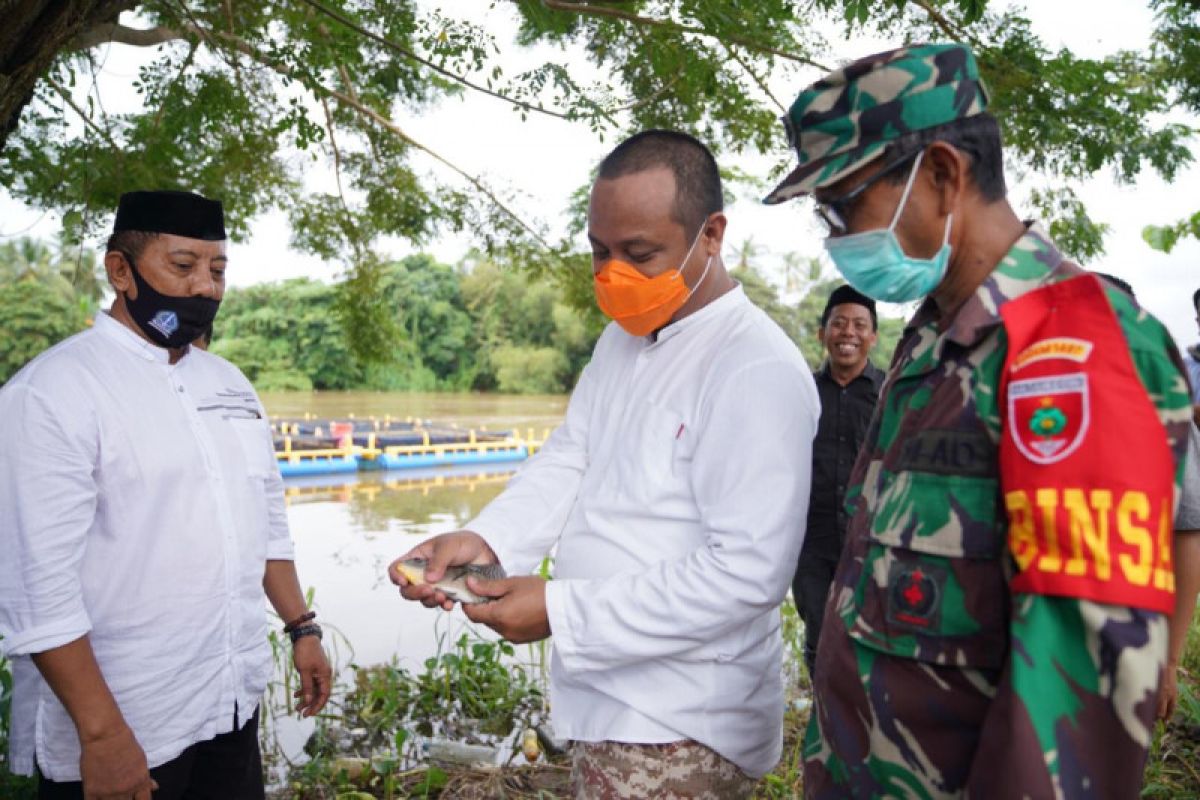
top-left (1, 0), bottom-right (1198, 350)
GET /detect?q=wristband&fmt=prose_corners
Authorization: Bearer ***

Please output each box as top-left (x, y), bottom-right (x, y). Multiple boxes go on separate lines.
top-left (289, 623), bottom-right (323, 644)
top-left (283, 611), bottom-right (317, 633)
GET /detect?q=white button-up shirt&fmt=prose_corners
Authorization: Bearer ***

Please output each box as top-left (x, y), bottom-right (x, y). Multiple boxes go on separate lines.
top-left (468, 286), bottom-right (819, 778)
top-left (0, 312), bottom-right (293, 781)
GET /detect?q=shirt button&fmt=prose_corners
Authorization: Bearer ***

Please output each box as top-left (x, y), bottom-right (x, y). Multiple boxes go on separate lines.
top-left (177, 386), bottom-right (185, 393)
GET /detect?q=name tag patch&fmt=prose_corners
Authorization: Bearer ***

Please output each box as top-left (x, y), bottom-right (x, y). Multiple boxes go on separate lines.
top-left (897, 429), bottom-right (994, 477)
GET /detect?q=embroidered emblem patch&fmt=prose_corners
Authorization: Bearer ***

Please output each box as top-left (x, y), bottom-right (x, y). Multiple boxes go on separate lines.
top-left (1010, 336), bottom-right (1094, 372)
top-left (149, 310), bottom-right (180, 337)
top-left (1008, 373), bottom-right (1089, 465)
top-left (886, 561), bottom-right (946, 631)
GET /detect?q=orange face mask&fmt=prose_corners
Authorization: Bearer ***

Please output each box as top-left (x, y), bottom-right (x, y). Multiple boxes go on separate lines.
top-left (593, 233), bottom-right (712, 337)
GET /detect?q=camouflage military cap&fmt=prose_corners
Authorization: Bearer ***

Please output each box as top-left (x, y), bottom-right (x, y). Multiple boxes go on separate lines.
top-left (763, 43), bottom-right (988, 204)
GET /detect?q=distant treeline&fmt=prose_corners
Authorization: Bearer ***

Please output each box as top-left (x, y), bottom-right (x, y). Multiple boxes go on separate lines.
top-left (1, 237), bottom-right (905, 392)
top-left (209, 254), bottom-right (607, 394)
top-left (209, 256), bottom-right (904, 394)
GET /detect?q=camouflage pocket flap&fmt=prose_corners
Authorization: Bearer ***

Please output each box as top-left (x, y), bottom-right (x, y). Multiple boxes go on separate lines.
top-left (869, 472), bottom-right (1003, 559)
top-left (846, 542), bottom-right (1008, 670)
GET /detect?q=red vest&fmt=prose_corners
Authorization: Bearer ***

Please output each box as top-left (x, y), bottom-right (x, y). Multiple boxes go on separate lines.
top-left (999, 274), bottom-right (1175, 613)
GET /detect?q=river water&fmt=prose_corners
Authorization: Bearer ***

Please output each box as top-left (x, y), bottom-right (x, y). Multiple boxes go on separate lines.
top-left (259, 391), bottom-right (567, 770)
top-left (259, 389), bottom-right (568, 434)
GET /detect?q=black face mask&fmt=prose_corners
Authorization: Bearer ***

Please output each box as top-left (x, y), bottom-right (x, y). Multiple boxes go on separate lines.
top-left (121, 253), bottom-right (221, 349)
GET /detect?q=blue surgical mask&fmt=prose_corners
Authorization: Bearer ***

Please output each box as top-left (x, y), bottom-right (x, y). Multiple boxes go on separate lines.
top-left (823, 151), bottom-right (952, 303)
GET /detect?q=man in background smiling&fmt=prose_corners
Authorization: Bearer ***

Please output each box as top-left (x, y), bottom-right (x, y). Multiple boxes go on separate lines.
top-left (792, 284), bottom-right (883, 681)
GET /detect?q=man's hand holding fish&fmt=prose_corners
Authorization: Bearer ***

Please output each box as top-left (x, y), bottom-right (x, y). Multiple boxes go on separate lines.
top-left (461, 575), bottom-right (551, 644)
top-left (388, 530), bottom-right (501, 610)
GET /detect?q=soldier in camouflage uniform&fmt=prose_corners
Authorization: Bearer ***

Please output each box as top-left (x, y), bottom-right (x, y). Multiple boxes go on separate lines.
top-left (765, 43), bottom-right (1193, 798)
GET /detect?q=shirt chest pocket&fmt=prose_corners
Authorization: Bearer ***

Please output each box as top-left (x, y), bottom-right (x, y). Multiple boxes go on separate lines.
top-left (601, 400), bottom-right (686, 503)
top-left (226, 417), bottom-right (275, 479)
top-left (846, 471), bottom-right (1010, 670)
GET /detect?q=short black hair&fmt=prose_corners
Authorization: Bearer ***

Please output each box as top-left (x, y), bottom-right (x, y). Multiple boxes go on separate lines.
top-left (597, 129), bottom-right (723, 239)
top-left (882, 112), bottom-right (1006, 202)
top-left (105, 230), bottom-right (160, 261)
top-left (821, 284), bottom-right (877, 330)
top-left (1193, 287), bottom-right (1199, 313)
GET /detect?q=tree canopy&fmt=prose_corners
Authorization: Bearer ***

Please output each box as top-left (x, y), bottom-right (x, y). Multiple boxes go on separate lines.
top-left (0, 237), bottom-right (102, 382)
top-left (1, 0), bottom-right (1196, 353)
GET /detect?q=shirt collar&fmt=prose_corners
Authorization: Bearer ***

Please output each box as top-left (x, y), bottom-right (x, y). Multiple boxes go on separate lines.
top-left (94, 310), bottom-right (178, 365)
top-left (817, 359), bottom-right (884, 387)
top-left (904, 222), bottom-right (1068, 350)
top-left (650, 284), bottom-right (747, 345)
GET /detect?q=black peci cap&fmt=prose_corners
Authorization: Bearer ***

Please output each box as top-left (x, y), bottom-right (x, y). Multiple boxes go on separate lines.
top-left (822, 284), bottom-right (877, 328)
top-left (113, 190), bottom-right (226, 240)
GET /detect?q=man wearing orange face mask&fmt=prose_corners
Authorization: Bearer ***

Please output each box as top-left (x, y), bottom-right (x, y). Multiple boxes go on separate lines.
top-left (390, 130), bottom-right (819, 796)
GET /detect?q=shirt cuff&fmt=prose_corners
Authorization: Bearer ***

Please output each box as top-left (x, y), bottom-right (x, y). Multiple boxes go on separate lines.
top-left (7, 753), bottom-right (34, 778)
top-left (468, 515), bottom-right (516, 573)
top-left (266, 539), bottom-right (295, 560)
top-left (1, 610), bottom-right (92, 656)
top-left (544, 579), bottom-right (587, 674)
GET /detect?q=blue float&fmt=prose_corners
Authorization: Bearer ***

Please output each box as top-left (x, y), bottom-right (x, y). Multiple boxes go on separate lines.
top-left (365, 445), bottom-right (529, 472)
top-left (278, 454), bottom-right (360, 478)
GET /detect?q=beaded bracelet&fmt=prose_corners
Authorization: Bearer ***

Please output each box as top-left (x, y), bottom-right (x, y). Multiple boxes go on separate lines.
top-left (288, 623), bottom-right (323, 644)
top-left (283, 611), bottom-right (317, 633)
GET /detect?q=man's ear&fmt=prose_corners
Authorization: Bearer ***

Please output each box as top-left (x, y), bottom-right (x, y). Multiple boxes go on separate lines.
top-left (924, 141), bottom-right (967, 217)
top-left (701, 213), bottom-right (728, 258)
top-left (817, 325), bottom-right (827, 345)
top-left (104, 251), bottom-right (133, 295)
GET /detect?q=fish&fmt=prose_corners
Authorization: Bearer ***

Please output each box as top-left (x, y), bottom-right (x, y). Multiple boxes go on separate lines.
top-left (394, 557), bottom-right (507, 604)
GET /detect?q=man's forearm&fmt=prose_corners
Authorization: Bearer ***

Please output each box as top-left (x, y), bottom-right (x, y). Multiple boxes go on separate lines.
top-left (263, 559), bottom-right (309, 625)
top-left (31, 636), bottom-right (127, 742)
top-left (1168, 531), bottom-right (1200, 666)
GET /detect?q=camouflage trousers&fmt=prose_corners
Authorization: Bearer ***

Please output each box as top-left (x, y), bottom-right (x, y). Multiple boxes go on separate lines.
top-left (570, 740), bottom-right (757, 799)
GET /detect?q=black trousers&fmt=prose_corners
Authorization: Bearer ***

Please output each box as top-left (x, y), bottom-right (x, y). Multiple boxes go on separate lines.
top-left (38, 707), bottom-right (264, 800)
top-left (792, 552), bottom-right (839, 681)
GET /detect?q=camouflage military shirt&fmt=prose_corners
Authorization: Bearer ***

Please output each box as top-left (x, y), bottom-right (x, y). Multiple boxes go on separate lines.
top-left (804, 225), bottom-right (1193, 799)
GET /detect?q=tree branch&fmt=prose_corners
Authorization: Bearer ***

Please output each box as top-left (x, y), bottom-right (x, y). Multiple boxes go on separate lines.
top-left (298, 0), bottom-right (584, 123)
top-left (69, 22), bottom-right (189, 51)
top-left (338, 64), bottom-right (382, 163)
top-left (327, 72), bottom-right (552, 249)
top-left (150, 42), bottom-right (198, 132)
top-left (179, 21), bottom-right (551, 248)
top-left (319, 94), bottom-right (367, 259)
top-left (537, 0), bottom-right (830, 70)
top-left (724, 44), bottom-right (787, 114)
top-left (44, 76), bottom-right (118, 149)
top-left (909, 0), bottom-right (977, 45)
top-left (609, 72), bottom-right (683, 113)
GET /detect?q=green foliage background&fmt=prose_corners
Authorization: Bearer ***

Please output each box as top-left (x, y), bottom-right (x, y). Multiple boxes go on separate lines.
top-left (206, 252), bottom-right (609, 394)
top-left (0, 236), bottom-right (893, 391)
top-left (0, 239), bottom-right (101, 385)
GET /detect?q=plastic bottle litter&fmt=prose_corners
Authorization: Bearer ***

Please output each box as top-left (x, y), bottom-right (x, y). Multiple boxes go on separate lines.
top-left (420, 737), bottom-right (502, 769)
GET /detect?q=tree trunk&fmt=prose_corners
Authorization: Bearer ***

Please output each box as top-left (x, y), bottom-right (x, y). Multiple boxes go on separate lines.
top-left (0, 0), bottom-right (138, 151)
